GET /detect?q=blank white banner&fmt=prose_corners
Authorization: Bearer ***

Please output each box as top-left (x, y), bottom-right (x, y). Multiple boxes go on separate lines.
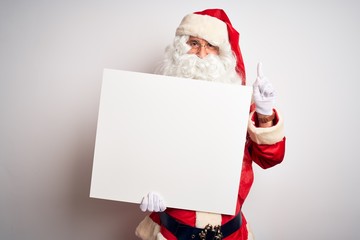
top-left (90, 69), bottom-right (252, 215)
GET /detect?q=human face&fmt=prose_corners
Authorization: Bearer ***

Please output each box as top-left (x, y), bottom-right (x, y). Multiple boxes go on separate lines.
top-left (186, 36), bottom-right (220, 58)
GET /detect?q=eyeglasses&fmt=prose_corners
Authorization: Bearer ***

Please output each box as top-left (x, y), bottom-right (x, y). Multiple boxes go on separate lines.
top-left (187, 39), bottom-right (219, 53)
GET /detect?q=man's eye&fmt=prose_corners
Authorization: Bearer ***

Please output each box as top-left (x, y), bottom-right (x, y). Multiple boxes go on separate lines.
top-left (207, 43), bottom-right (216, 49)
top-left (189, 41), bottom-right (200, 47)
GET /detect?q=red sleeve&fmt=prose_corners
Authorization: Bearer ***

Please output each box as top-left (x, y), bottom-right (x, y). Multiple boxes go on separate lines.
top-left (247, 104), bottom-right (286, 169)
top-left (149, 212), bottom-right (161, 225)
top-left (249, 137), bottom-right (286, 169)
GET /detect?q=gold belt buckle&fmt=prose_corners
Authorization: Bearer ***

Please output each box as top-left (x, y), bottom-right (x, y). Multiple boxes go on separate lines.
top-left (199, 224), bottom-right (223, 240)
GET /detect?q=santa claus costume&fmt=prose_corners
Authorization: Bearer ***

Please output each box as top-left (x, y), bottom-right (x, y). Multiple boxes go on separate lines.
top-left (135, 9), bottom-right (286, 240)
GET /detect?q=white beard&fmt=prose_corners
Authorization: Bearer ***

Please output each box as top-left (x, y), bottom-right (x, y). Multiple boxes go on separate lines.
top-left (155, 36), bottom-right (242, 85)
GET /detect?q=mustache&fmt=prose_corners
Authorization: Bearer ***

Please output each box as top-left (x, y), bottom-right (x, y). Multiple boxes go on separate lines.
top-left (172, 54), bottom-right (227, 80)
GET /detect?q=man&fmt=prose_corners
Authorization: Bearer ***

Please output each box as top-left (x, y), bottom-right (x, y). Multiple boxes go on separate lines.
top-left (135, 9), bottom-right (286, 240)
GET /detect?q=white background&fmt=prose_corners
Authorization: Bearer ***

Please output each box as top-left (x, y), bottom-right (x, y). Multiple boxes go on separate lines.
top-left (0, 0), bottom-right (359, 239)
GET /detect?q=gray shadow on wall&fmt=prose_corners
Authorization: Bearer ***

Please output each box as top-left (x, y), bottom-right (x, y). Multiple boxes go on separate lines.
top-left (65, 102), bottom-right (147, 240)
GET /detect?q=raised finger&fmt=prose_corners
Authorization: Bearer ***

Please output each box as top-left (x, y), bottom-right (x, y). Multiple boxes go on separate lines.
top-left (257, 62), bottom-right (264, 78)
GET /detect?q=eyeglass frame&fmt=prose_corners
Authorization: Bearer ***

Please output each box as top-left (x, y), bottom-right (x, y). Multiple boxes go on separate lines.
top-left (186, 37), bottom-right (220, 54)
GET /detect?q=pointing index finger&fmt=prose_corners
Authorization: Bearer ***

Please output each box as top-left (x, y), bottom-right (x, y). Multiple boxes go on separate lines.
top-left (257, 62), bottom-right (264, 78)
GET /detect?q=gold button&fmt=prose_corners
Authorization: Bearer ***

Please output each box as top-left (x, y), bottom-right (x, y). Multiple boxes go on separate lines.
top-left (191, 234), bottom-right (196, 239)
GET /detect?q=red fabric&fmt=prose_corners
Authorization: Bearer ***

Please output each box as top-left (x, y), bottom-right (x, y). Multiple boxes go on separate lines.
top-left (194, 9), bottom-right (246, 85)
top-left (149, 117), bottom-right (286, 239)
top-left (251, 109), bottom-right (286, 169)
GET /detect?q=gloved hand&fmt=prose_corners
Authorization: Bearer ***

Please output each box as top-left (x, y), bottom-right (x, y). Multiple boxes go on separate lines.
top-left (253, 62), bottom-right (275, 116)
top-left (140, 192), bottom-right (166, 212)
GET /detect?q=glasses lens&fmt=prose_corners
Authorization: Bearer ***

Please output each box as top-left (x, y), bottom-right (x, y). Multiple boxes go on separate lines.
top-left (187, 39), bottom-right (219, 53)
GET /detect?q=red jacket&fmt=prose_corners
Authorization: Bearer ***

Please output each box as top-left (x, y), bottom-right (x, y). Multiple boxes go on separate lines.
top-left (136, 108), bottom-right (286, 240)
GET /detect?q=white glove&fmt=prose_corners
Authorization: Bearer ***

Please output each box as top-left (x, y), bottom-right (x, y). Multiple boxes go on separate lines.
top-left (253, 62), bottom-right (275, 115)
top-left (140, 192), bottom-right (166, 212)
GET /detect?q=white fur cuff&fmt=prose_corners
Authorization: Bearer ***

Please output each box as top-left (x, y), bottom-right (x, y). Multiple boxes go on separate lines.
top-left (248, 110), bottom-right (285, 145)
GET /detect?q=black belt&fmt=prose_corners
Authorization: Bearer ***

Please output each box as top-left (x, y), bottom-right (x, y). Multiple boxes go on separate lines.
top-left (159, 212), bottom-right (242, 240)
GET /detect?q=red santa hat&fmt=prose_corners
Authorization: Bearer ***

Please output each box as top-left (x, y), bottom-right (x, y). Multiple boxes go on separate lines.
top-left (176, 9), bottom-right (246, 85)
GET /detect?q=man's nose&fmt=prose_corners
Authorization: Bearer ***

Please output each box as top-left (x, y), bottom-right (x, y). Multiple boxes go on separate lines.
top-left (196, 46), bottom-right (208, 58)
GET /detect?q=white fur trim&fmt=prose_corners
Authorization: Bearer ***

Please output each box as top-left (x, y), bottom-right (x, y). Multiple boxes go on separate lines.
top-left (246, 223), bottom-right (255, 240)
top-left (195, 212), bottom-right (222, 228)
top-left (248, 110), bottom-right (285, 145)
top-left (135, 216), bottom-right (161, 240)
top-left (156, 233), bottom-right (167, 240)
top-left (176, 13), bottom-right (228, 46)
